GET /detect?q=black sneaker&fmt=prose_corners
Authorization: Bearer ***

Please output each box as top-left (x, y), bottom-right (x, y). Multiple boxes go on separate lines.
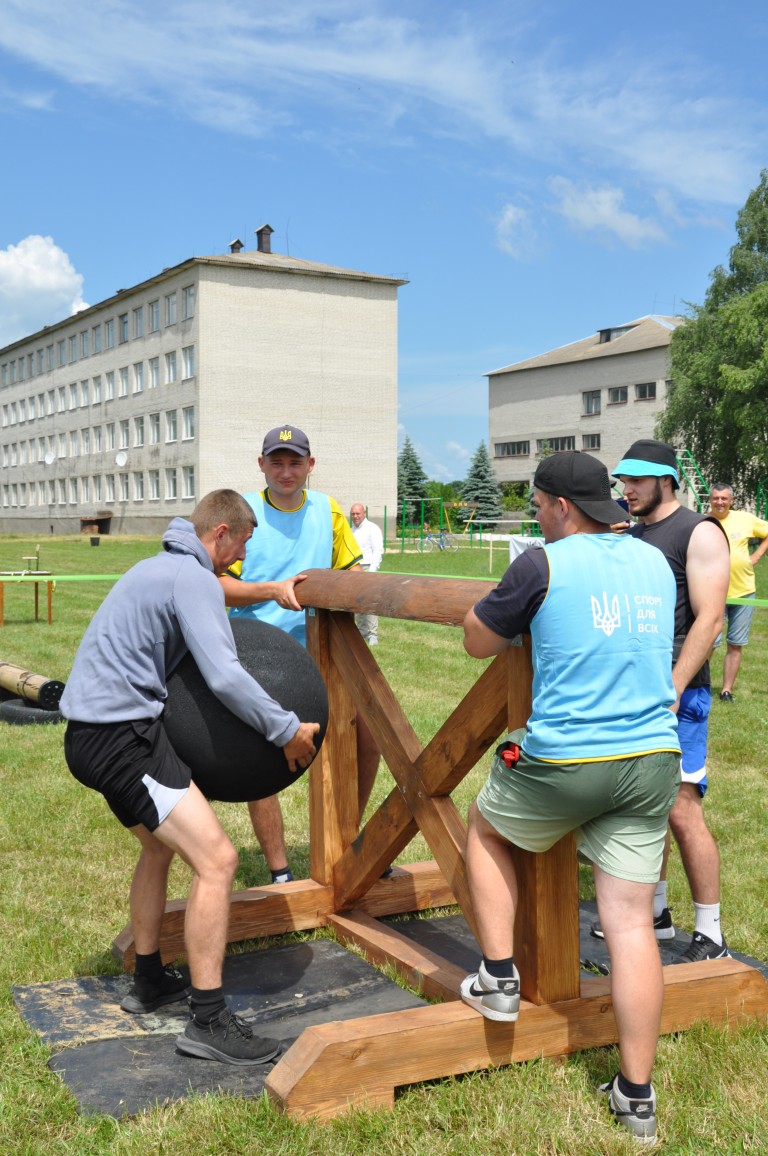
top-left (681, 931), bottom-right (730, 962)
top-left (120, 965), bottom-right (189, 1014)
top-left (590, 907), bottom-right (675, 942)
top-left (719, 690), bottom-right (734, 703)
top-left (599, 1074), bottom-right (658, 1144)
top-left (176, 1008), bottom-right (281, 1066)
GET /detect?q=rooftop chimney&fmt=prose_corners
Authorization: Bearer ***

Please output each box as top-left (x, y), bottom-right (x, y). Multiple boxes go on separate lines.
top-left (255, 224), bottom-right (274, 254)
top-left (229, 238), bottom-right (244, 254)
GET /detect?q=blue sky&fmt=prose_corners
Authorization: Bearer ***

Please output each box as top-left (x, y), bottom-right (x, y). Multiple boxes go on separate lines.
top-left (1, 1), bottom-right (767, 480)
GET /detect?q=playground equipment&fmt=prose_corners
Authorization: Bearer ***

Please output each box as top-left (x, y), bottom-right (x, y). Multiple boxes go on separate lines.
top-left (417, 529), bottom-right (459, 553)
top-left (113, 570), bottom-right (768, 1120)
top-left (676, 450), bottom-right (710, 511)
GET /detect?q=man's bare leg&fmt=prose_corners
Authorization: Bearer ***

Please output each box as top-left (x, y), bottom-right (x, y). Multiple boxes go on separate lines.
top-left (594, 867), bottom-right (661, 1084)
top-left (722, 643), bottom-right (743, 695)
top-left (465, 802), bottom-right (519, 957)
top-left (248, 795), bottom-right (288, 874)
top-left (668, 783), bottom-right (720, 905)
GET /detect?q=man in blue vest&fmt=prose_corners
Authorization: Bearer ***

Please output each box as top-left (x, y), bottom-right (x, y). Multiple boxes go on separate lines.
top-left (219, 425), bottom-right (380, 881)
top-left (460, 452), bottom-right (681, 1144)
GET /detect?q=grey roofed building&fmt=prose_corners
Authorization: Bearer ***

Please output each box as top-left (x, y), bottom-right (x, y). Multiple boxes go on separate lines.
top-left (487, 315), bottom-right (682, 488)
top-left (0, 228), bottom-right (406, 535)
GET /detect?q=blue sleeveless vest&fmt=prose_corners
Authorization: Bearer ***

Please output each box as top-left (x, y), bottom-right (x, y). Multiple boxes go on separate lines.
top-left (230, 490), bottom-right (333, 645)
top-left (526, 533), bottom-right (680, 761)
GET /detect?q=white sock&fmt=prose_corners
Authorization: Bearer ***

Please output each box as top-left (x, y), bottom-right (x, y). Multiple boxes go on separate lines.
top-left (653, 881), bottom-right (668, 919)
top-left (693, 902), bottom-right (722, 944)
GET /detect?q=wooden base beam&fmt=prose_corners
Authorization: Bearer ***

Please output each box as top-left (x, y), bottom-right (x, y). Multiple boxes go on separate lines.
top-left (265, 959), bottom-right (768, 1121)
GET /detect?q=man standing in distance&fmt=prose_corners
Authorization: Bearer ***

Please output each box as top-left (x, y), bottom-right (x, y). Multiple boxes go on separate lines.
top-left (219, 426), bottom-right (380, 881)
top-left (709, 482), bottom-right (768, 702)
top-left (461, 452), bottom-right (681, 1143)
top-left (61, 491), bottom-right (319, 1064)
top-left (609, 439), bottom-right (730, 961)
top-left (350, 502), bottom-right (384, 645)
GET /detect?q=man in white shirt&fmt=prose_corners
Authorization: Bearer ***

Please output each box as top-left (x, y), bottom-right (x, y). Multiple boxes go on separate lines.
top-left (350, 502), bottom-right (384, 645)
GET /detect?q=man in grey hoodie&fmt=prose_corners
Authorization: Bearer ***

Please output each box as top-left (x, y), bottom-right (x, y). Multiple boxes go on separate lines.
top-left (61, 489), bottom-right (319, 1066)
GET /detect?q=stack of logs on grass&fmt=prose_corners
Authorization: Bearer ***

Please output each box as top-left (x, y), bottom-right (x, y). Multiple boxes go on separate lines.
top-left (0, 661), bottom-right (65, 711)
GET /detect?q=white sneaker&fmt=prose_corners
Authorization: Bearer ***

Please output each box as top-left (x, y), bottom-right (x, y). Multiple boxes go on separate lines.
top-left (599, 1074), bottom-right (658, 1145)
top-left (460, 961), bottom-right (520, 1022)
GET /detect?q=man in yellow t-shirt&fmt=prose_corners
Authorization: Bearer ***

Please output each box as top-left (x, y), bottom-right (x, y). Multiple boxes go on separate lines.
top-left (710, 483), bottom-right (768, 701)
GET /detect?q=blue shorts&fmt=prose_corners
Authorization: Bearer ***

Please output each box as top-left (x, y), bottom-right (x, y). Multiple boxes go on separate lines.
top-left (713, 596), bottom-right (756, 649)
top-left (676, 685), bottom-right (711, 796)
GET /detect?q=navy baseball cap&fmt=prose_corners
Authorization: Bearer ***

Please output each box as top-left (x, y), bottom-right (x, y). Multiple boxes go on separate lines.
top-left (261, 425), bottom-right (311, 456)
top-left (613, 439), bottom-right (679, 488)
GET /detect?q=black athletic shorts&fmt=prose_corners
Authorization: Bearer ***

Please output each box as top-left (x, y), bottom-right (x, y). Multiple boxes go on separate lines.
top-left (64, 717), bottom-right (191, 831)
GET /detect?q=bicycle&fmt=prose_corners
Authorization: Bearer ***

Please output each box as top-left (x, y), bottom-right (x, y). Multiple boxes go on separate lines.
top-left (417, 529), bottom-right (459, 553)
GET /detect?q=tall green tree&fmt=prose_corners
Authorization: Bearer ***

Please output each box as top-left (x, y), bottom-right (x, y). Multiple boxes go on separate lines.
top-left (659, 170), bottom-right (768, 498)
top-left (397, 435), bottom-right (429, 525)
top-left (459, 441), bottom-right (503, 528)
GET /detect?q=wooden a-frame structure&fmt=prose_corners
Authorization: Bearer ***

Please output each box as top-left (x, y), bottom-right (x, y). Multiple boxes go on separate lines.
top-left (114, 570), bottom-right (768, 1120)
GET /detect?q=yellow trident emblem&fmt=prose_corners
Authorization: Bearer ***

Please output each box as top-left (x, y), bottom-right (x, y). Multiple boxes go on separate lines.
top-left (279, 429), bottom-right (292, 442)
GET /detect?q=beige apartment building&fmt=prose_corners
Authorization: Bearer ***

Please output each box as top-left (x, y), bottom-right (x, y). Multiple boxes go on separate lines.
top-left (0, 228), bottom-right (404, 535)
top-left (488, 316), bottom-right (681, 486)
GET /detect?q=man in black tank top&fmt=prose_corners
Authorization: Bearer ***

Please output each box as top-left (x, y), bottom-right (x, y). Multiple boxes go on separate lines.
top-left (608, 440), bottom-right (730, 961)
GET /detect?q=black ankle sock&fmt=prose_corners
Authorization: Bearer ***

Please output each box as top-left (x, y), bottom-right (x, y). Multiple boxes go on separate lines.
top-left (189, 986), bottom-right (226, 1024)
top-left (135, 950), bottom-right (164, 982)
top-left (483, 956), bottom-right (515, 979)
top-left (618, 1071), bottom-right (652, 1100)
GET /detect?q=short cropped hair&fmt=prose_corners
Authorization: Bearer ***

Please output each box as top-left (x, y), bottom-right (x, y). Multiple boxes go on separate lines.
top-left (711, 482), bottom-right (734, 496)
top-left (191, 489), bottom-right (257, 536)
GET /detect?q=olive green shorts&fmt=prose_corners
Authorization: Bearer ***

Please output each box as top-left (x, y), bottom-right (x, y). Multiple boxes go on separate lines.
top-left (477, 730), bottom-right (681, 883)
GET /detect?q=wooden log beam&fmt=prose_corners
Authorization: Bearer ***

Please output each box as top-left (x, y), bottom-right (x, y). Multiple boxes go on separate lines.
top-left (266, 960), bottom-right (768, 1121)
top-left (0, 661), bottom-right (64, 709)
top-left (296, 569), bottom-right (496, 626)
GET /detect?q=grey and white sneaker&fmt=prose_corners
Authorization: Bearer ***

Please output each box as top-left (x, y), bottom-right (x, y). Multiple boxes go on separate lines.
top-left (599, 1074), bottom-right (658, 1145)
top-left (591, 907), bottom-right (675, 941)
top-left (460, 961), bottom-right (521, 1022)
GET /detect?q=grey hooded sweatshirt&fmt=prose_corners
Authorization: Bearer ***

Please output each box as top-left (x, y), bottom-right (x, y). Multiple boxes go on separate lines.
top-left (60, 517), bottom-right (299, 747)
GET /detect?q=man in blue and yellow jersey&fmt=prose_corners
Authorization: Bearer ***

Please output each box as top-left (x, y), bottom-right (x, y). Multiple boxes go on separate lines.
top-left (219, 425), bottom-right (379, 882)
top-left (459, 451), bottom-right (681, 1144)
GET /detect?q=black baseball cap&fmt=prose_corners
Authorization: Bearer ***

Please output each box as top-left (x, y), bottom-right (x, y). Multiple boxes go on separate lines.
top-left (534, 451), bottom-right (628, 524)
top-left (613, 439), bottom-right (679, 488)
top-left (261, 425), bottom-right (311, 456)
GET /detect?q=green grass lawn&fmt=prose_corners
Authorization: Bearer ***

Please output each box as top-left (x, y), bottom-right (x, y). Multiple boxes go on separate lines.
top-left (1, 533), bottom-right (767, 1153)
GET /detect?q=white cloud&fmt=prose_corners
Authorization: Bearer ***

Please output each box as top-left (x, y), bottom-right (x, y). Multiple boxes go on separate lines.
top-left (0, 235), bottom-right (87, 347)
top-left (495, 203), bottom-right (537, 259)
top-left (446, 441), bottom-right (471, 461)
top-left (550, 178), bottom-right (667, 248)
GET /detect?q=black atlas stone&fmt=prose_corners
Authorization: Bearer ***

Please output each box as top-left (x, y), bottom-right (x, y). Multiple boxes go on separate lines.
top-left (162, 619), bottom-right (328, 802)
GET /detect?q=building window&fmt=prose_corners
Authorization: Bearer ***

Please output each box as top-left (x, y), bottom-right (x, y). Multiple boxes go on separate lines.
top-left (37, 349), bottom-right (45, 374)
top-left (536, 436), bottom-right (576, 454)
top-left (47, 390), bottom-right (55, 415)
top-left (165, 292), bottom-right (177, 326)
top-left (182, 466), bottom-right (195, 499)
top-left (133, 306), bottom-right (144, 338)
top-left (19, 399), bottom-right (26, 423)
top-left (134, 416), bottom-right (145, 447)
top-left (582, 434), bottom-right (601, 451)
top-left (134, 472), bottom-right (144, 501)
top-left (80, 380), bottom-right (89, 407)
top-left (46, 345), bottom-right (54, 371)
top-left (93, 324), bottom-right (102, 354)
top-left (133, 362), bottom-right (144, 393)
top-left (106, 474), bottom-right (116, 503)
top-left (92, 375), bottom-right (102, 403)
top-left (582, 390), bottom-right (601, 416)
top-left (107, 422), bottom-right (116, 450)
top-left (69, 335), bottom-right (78, 362)
top-left (93, 426), bottom-right (102, 452)
top-left (182, 406), bottom-right (195, 440)
top-left (119, 367), bottom-right (129, 397)
top-left (182, 345), bottom-right (195, 379)
top-left (59, 479), bottom-right (67, 504)
top-left (165, 351), bottom-right (177, 383)
top-left (58, 387), bottom-right (66, 412)
top-left (166, 467), bottom-right (177, 499)
top-left (148, 469), bottom-right (160, 500)
top-left (149, 356), bottom-right (160, 388)
top-left (119, 419), bottom-right (130, 449)
top-left (149, 300), bottom-right (160, 332)
top-left (28, 353), bottom-right (35, 377)
top-left (81, 476), bottom-right (90, 505)
top-left (149, 412), bottom-right (161, 444)
top-left (106, 371), bottom-right (116, 400)
top-left (93, 475), bottom-right (103, 502)
top-left (119, 473), bottom-right (129, 501)
top-left (165, 410), bottom-right (177, 442)
top-left (635, 382), bottom-right (656, 401)
top-left (608, 386), bottom-right (628, 405)
top-left (69, 383), bottom-right (79, 410)
top-left (70, 477), bottom-right (78, 504)
top-left (81, 428), bottom-right (90, 454)
top-left (105, 318), bottom-right (115, 349)
top-left (81, 330), bottom-right (90, 358)
top-left (182, 284), bottom-right (196, 319)
top-left (494, 441), bottom-right (530, 457)
top-left (119, 313), bottom-right (129, 343)
top-left (28, 396), bottom-right (36, 420)
top-left (57, 339), bottom-right (66, 366)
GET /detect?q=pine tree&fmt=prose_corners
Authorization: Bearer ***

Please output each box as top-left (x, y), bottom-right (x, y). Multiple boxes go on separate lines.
top-left (459, 441), bottom-right (503, 529)
top-left (397, 435), bottom-right (429, 526)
